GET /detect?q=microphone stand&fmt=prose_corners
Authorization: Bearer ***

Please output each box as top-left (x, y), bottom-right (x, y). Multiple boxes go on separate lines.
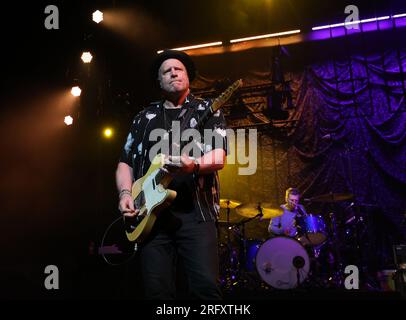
top-left (223, 201), bottom-right (239, 286)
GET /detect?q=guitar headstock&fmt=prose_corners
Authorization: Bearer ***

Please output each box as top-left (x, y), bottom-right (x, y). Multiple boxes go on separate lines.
top-left (211, 79), bottom-right (243, 112)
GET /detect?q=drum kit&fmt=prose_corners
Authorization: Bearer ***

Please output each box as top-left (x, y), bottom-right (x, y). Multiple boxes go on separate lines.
top-left (218, 193), bottom-right (355, 291)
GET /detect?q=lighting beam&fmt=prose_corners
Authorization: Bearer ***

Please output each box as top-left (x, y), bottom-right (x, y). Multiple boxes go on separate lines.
top-left (230, 29), bottom-right (301, 44)
top-left (157, 41), bottom-right (223, 53)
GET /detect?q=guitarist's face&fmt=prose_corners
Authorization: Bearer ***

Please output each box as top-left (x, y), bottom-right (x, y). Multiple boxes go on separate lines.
top-left (158, 59), bottom-right (190, 95)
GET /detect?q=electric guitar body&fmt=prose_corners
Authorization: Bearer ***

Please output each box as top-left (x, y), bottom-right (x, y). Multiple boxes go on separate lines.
top-left (125, 154), bottom-right (176, 242)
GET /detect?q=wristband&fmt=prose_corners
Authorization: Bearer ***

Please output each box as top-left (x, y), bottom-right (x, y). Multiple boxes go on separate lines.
top-left (119, 189), bottom-right (132, 198)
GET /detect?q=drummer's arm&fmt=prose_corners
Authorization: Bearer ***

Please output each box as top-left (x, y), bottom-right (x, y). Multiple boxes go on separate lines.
top-left (269, 217), bottom-right (282, 234)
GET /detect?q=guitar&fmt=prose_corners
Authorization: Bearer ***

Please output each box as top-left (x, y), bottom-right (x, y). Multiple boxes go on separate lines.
top-left (124, 79), bottom-right (243, 243)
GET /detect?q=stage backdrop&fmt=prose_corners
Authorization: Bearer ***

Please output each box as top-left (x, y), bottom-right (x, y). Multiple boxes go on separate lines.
top-left (191, 34), bottom-right (406, 268)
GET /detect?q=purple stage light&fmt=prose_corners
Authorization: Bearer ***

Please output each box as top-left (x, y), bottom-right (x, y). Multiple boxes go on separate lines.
top-left (312, 15), bottom-right (391, 31)
top-left (309, 13), bottom-right (406, 41)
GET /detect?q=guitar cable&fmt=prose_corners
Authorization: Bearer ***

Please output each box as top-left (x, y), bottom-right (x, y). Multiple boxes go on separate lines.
top-left (100, 216), bottom-right (139, 266)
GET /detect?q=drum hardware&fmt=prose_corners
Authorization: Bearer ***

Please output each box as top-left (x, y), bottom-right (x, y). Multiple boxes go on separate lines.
top-left (218, 198), bottom-right (242, 226)
top-left (327, 212), bottom-right (346, 287)
top-left (219, 199), bottom-right (242, 210)
top-left (222, 199), bottom-right (241, 260)
top-left (296, 214), bottom-right (328, 247)
top-left (293, 255), bottom-right (306, 287)
top-left (219, 196), bottom-right (365, 291)
top-left (218, 199), bottom-right (243, 288)
top-left (235, 202), bottom-right (284, 220)
top-left (255, 236), bottom-right (311, 289)
top-left (234, 214), bottom-right (262, 274)
top-left (234, 203), bottom-right (279, 271)
top-left (304, 193), bottom-right (364, 287)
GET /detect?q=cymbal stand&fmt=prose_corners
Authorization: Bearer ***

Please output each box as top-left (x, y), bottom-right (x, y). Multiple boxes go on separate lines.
top-left (329, 212), bottom-right (344, 287)
top-left (234, 209), bottom-right (264, 272)
top-left (223, 203), bottom-right (239, 287)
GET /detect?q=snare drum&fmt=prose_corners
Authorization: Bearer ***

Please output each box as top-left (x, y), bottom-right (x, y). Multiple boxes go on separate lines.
top-left (297, 214), bottom-right (327, 246)
top-left (255, 236), bottom-right (310, 289)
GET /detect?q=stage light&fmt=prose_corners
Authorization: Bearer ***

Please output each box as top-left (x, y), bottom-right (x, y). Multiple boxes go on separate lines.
top-left (103, 127), bottom-right (113, 138)
top-left (71, 86), bottom-right (81, 97)
top-left (64, 115), bottom-right (73, 126)
top-left (81, 52), bottom-right (93, 63)
top-left (393, 13), bottom-right (406, 18)
top-left (92, 10), bottom-right (103, 23)
top-left (230, 30), bottom-right (301, 44)
top-left (157, 41), bottom-right (223, 54)
top-left (265, 46), bottom-right (293, 120)
top-left (312, 15), bottom-right (390, 30)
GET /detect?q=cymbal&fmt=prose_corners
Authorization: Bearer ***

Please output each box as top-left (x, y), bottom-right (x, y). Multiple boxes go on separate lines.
top-left (308, 193), bottom-right (353, 203)
top-left (219, 198), bottom-right (242, 209)
top-left (235, 202), bottom-right (283, 219)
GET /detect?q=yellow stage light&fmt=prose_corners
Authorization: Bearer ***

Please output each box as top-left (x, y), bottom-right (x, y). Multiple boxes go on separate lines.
top-left (103, 127), bottom-right (113, 138)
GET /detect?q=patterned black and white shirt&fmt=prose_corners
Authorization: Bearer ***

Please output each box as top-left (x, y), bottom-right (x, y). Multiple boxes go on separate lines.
top-left (119, 94), bottom-right (228, 222)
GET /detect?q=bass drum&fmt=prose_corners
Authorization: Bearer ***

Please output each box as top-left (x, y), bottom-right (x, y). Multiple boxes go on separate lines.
top-left (255, 236), bottom-right (310, 289)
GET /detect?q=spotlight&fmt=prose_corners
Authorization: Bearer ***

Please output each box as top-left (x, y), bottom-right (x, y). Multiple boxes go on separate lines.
top-left (92, 10), bottom-right (103, 24)
top-left (81, 51), bottom-right (93, 63)
top-left (64, 115), bottom-right (73, 126)
top-left (71, 86), bottom-right (82, 97)
top-left (103, 127), bottom-right (113, 138)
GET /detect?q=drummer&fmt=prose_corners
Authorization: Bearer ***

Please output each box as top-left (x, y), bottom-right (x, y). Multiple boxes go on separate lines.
top-left (268, 187), bottom-right (307, 238)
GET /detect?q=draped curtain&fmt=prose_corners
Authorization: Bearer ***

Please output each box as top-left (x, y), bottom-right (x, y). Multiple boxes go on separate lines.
top-left (196, 48), bottom-right (406, 265)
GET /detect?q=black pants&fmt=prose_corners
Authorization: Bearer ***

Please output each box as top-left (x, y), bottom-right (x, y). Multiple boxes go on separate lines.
top-left (140, 210), bottom-right (222, 300)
